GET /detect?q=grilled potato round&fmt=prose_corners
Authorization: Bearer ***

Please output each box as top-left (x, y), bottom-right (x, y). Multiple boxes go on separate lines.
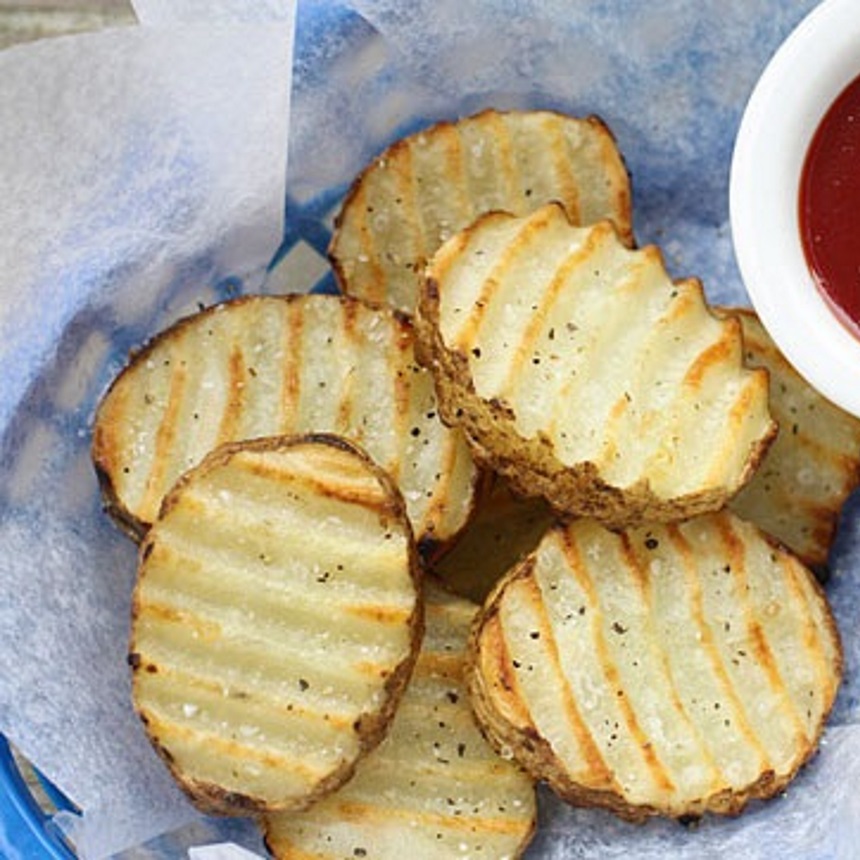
top-left (722, 306), bottom-right (860, 570)
top-left (129, 434), bottom-right (423, 815)
top-left (92, 293), bottom-right (480, 557)
top-left (416, 203), bottom-right (777, 528)
top-left (468, 510), bottom-right (842, 822)
top-left (330, 108), bottom-right (633, 315)
top-left (263, 581), bottom-right (537, 859)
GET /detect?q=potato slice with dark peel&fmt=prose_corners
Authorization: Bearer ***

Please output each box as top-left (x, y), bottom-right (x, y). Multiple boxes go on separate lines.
top-left (92, 293), bottom-right (480, 557)
top-left (721, 306), bottom-right (860, 571)
top-left (330, 108), bottom-right (633, 315)
top-left (416, 203), bottom-right (776, 529)
top-left (467, 510), bottom-right (842, 823)
top-left (263, 580), bottom-right (536, 859)
top-left (129, 434), bottom-right (423, 816)
top-left (433, 477), bottom-right (554, 603)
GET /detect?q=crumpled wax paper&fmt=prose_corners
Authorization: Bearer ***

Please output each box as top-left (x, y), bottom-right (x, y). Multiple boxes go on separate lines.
top-left (2, 1), bottom-right (859, 858)
top-left (0, 15), bottom-right (294, 860)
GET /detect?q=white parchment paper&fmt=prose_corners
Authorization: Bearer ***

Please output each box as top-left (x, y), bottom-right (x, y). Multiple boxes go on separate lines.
top-left (1, 1), bottom-right (858, 858)
top-left (0, 18), bottom-right (293, 859)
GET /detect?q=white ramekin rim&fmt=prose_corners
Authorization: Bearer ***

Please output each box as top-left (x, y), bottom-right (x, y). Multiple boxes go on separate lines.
top-left (730, 0), bottom-right (860, 417)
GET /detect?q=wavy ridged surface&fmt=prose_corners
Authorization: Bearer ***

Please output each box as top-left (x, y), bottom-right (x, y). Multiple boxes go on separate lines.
top-left (263, 582), bottom-right (536, 859)
top-left (130, 435), bottom-right (422, 814)
top-left (330, 108), bottom-right (633, 315)
top-left (417, 204), bottom-right (776, 527)
top-left (92, 294), bottom-right (479, 554)
top-left (468, 510), bottom-right (842, 821)
top-left (724, 307), bottom-right (860, 569)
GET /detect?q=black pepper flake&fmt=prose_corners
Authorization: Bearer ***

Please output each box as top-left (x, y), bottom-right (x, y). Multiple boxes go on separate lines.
top-left (645, 537), bottom-right (659, 550)
top-left (457, 742), bottom-right (466, 757)
top-left (446, 691), bottom-right (459, 704)
top-left (612, 622), bottom-right (628, 635)
top-left (529, 631), bottom-right (541, 640)
top-left (298, 678), bottom-right (309, 691)
top-left (472, 347), bottom-right (482, 358)
top-left (354, 849), bottom-right (367, 858)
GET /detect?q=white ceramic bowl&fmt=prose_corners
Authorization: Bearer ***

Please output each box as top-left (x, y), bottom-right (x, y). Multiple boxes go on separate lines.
top-left (731, 0), bottom-right (860, 417)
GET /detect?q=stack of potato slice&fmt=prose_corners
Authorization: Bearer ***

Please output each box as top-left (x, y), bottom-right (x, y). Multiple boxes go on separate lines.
top-left (93, 106), bottom-right (858, 854)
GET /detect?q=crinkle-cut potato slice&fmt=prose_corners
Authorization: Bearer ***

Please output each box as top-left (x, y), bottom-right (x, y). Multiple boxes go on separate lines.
top-left (719, 306), bottom-right (860, 571)
top-left (434, 476), bottom-right (554, 604)
top-left (330, 108), bottom-right (633, 315)
top-left (467, 510), bottom-right (842, 823)
top-left (416, 203), bottom-right (777, 529)
top-left (92, 293), bottom-right (480, 557)
top-left (263, 580), bottom-right (536, 860)
top-left (129, 434), bottom-right (422, 815)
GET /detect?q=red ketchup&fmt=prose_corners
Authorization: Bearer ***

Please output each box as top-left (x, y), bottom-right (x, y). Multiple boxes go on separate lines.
top-left (799, 72), bottom-right (860, 339)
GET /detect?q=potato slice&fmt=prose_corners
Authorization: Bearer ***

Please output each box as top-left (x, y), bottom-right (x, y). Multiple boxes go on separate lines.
top-left (263, 580), bottom-right (536, 859)
top-left (330, 108), bottom-right (632, 315)
top-left (416, 203), bottom-right (776, 528)
top-left (433, 477), bottom-right (554, 603)
top-left (92, 293), bottom-right (480, 557)
top-left (468, 510), bottom-right (842, 822)
top-left (722, 306), bottom-right (860, 570)
top-left (129, 434), bottom-right (422, 815)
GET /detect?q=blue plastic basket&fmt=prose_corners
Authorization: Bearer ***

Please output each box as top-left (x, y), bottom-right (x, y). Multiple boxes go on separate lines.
top-left (0, 735), bottom-right (78, 859)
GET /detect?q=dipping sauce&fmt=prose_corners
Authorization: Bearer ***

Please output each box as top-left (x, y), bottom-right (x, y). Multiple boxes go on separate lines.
top-left (799, 72), bottom-right (860, 339)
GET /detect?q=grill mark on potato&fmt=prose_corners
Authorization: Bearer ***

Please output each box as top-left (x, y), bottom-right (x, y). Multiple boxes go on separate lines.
top-left (143, 709), bottom-right (332, 781)
top-left (619, 533), bottom-right (726, 793)
top-left (134, 657), bottom-right (357, 730)
top-left (227, 454), bottom-right (394, 515)
top-left (145, 534), bottom-right (413, 636)
top-left (682, 320), bottom-right (738, 390)
top-left (452, 210), bottom-right (558, 352)
top-left (416, 122), bottom-right (470, 248)
top-left (706, 371), bottom-right (771, 488)
top-left (634, 292), bottom-right (731, 493)
top-left (278, 299), bottom-right (303, 434)
top-left (494, 223), bottom-right (609, 403)
top-left (779, 553), bottom-right (837, 706)
top-left (527, 566), bottom-right (617, 790)
top-left (351, 181), bottom-right (388, 305)
top-left (138, 585), bottom-right (406, 709)
top-left (480, 611), bottom-right (535, 730)
top-left (715, 519), bottom-right (808, 746)
top-left (668, 525), bottom-right (772, 772)
top-left (316, 797), bottom-right (530, 834)
top-left (216, 344), bottom-right (247, 446)
top-left (335, 301), bottom-right (359, 437)
top-left (141, 356), bottom-right (188, 519)
top-left (593, 122), bottom-right (634, 246)
top-left (493, 111), bottom-right (521, 205)
top-left (539, 240), bottom-right (650, 460)
top-left (545, 114), bottom-right (582, 223)
top-left (391, 141), bottom-right (426, 305)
